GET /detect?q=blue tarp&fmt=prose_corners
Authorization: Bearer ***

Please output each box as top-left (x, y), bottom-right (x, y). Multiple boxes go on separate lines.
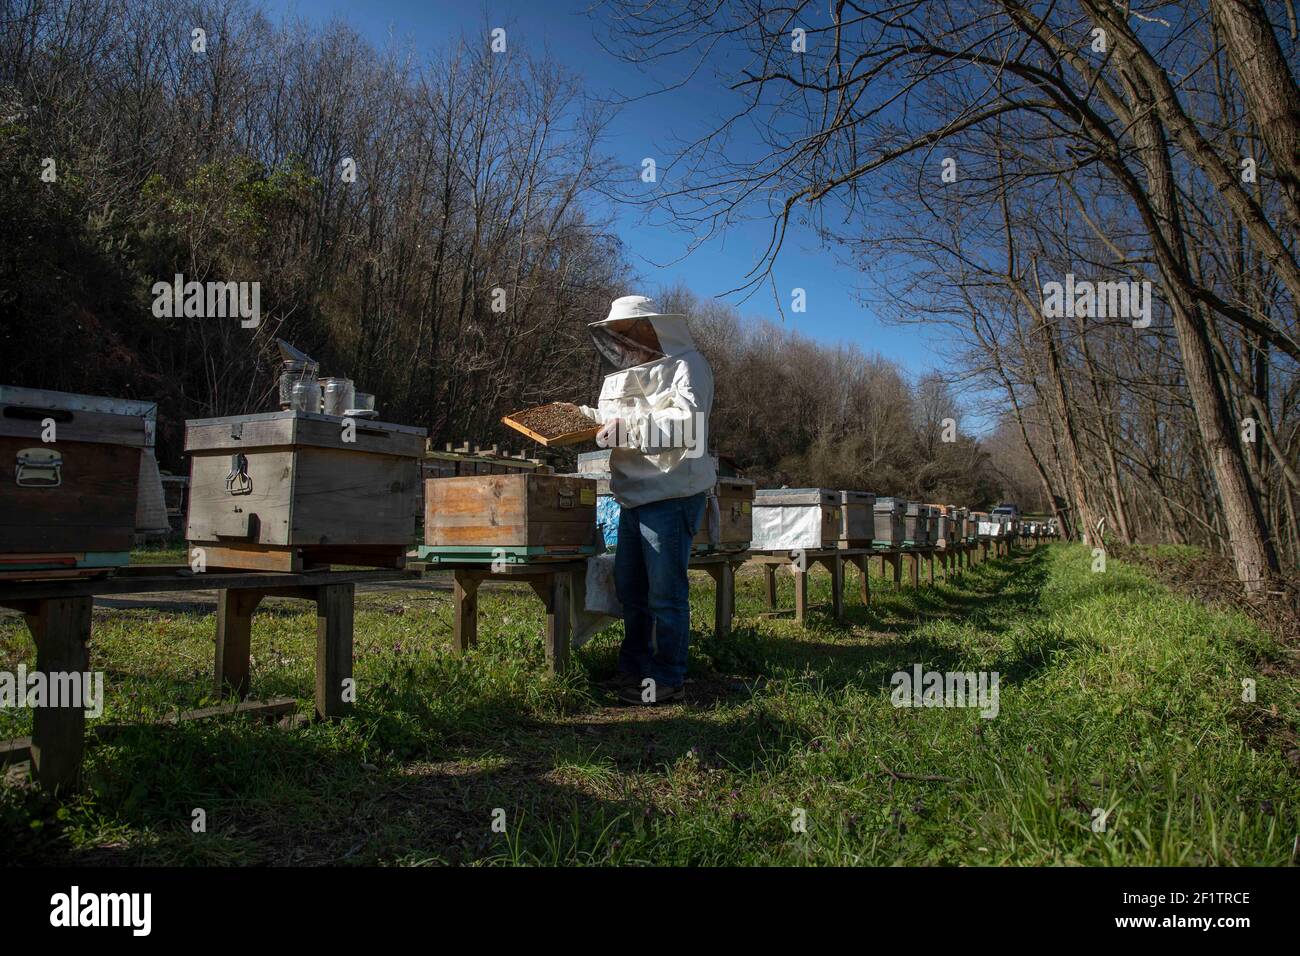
top-left (597, 495), bottom-right (621, 549)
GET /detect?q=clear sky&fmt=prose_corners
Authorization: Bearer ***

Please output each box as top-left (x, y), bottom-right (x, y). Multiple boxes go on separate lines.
top-left (259, 0), bottom-right (952, 382)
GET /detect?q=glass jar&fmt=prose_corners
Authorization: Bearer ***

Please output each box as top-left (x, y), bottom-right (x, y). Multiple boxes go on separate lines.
top-left (279, 360), bottom-right (318, 409)
top-left (290, 380), bottom-right (321, 413)
top-left (321, 377), bottom-right (355, 417)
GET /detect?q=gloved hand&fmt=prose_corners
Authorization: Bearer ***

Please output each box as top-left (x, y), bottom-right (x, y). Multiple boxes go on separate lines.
top-left (578, 404), bottom-right (602, 423)
top-left (596, 417), bottom-right (623, 448)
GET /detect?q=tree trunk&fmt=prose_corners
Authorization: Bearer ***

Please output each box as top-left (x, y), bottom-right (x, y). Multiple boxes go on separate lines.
top-left (1209, 0), bottom-right (1300, 225)
top-left (1118, 62), bottom-right (1281, 592)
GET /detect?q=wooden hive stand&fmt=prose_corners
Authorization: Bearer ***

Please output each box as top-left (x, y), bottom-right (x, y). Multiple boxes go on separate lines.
top-left (747, 547), bottom-right (872, 627)
top-left (0, 565), bottom-right (415, 790)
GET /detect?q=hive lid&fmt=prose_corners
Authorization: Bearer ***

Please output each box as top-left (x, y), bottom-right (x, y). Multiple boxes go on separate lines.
top-left (839, 490), bottom-right (876, 504)
top-left (1, 385), bottom-right (149, 447)
top-left (560, 469), bottom-right (612, 496)
top-left (717, 477), bottom-right (756, 494)
top-left (874, 497), bottom-right (906, 511)
top-left (754, 487), bottom-right (839, 506)
top-left (185, 410), bottom-right (426, 457)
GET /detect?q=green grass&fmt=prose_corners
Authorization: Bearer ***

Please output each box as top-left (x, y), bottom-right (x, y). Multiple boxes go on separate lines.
top-left (1, 544), bottom-right (1296, 865)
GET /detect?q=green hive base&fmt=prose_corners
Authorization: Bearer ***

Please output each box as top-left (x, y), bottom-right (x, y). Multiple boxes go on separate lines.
top-left (414, 545), bottom-right (597, 564)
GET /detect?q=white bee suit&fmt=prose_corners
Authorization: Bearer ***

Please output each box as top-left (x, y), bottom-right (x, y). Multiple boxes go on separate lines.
top-left (581, 298), bottom-right (717, 510)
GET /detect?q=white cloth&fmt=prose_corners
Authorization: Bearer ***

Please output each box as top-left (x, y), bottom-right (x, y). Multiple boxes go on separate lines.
top-left (570, 554), bottom-right (623, 649)
top-left (581, 306), bottom-right (716, 509)
top-left (752, 504), bottom-right (827, 550)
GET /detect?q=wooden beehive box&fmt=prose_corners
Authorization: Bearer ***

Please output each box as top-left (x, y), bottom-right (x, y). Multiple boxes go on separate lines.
top-left (955, 507), bottom-right (972, 542)
top-left (903, 501), bottom-right (931, 547)
top-left (422, 473), bottom-right (598, 562)
top-left (928, 503), bottom-right (952, 548)
top-left (693, 478), bottom-right (755, 552)
top-left (0, 386), bottom-right (147, 578)
top-left (873, 497), bottom-right (905, 548)
top-left (185, 411), bottom-right (426, 571)
top-left (752, 488), bottom-right (841, 551)
top-left (838, 490), bottom-right (876, 547)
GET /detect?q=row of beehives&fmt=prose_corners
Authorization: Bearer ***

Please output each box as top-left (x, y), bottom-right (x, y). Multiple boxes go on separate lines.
top-left (1, 385), bottom-right (1038, 578)
top-left (567, 449), bottom-right (1025, 556)
top-left (1, 389), bottom-right (430, 576)
top-left (421, 474), bottom-right (1030, 564)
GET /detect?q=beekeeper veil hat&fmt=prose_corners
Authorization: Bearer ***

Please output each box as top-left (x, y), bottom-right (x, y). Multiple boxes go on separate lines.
top-left (588, 295), bottom-right (694, 370)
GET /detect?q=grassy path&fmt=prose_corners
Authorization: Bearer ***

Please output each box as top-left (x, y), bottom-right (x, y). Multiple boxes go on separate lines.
top-left (1, 544), bottom-right (1296, 865)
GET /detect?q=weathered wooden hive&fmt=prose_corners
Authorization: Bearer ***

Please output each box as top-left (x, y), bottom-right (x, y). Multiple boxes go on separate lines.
top-left (956, 507), bottom-right (973, 542)
top-left (1, 386), bottom-right (148, 578)
top-left (578, 475), bottom-right (753, 553)
top-left (838, 491), bottom-right (876, 548)
top-left (185, 410), bottom-right (426, 570)
top-left (422, 473), bottom-right (598, 562)
top-left (873, 497), bottom-right (906, 548)
top-left (927, 503), bottom-right (948, 548)
top-left (903, 501), bottom-right (931, 547)
top-left (752, 488), bottom-right (841, 551)
top-left (693, 478), bottom-right (755, 553)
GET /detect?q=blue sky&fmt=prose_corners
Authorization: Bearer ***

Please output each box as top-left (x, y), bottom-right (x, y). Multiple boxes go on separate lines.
top-left (261, 0), bottom-right (951, 382)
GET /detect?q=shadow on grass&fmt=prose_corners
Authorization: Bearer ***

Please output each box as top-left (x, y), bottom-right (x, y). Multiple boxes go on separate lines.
top-left (1, 545), bottom-right (1082, 866)
top-left (3, 684), bottom-right (821, 865)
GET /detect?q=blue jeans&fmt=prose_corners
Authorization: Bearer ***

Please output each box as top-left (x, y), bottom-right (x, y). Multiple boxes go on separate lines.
top-left (614, 492), bottom-right (707, 688)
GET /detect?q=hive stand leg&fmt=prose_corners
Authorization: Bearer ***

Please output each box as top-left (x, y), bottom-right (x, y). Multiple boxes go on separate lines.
top-left (792, 563), bottom-right (808, 626)
top-left (892, 554), bottom-right (902, 589)
top-left (763, 564), bottom-right (777, 609)
top-left (452, 570), bottom-right (479, 653)
top-left (544, 572), bottom-right (571, 675)
top-left (315, 583), bottom-right (355, 720)
top-left (828, 556), bottom-right (844, 623)
top-left (857, 555), bottom-right (870, 606)
top-left (928, 553), bottom-right (935, 584)
top-left (24, 596), bottom-right (92, 791)
top-left (730, 560), bottom-right (739, 616)
top-left (910, 553), bottom-right (919, 588)
top-left (714, 562), bottom-right (734, 640)
top-left (215, 589), bottom-right (263, 699)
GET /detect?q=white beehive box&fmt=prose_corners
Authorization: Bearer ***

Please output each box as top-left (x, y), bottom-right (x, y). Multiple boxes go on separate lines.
top-left (752, 488), bottom-right (841, 551)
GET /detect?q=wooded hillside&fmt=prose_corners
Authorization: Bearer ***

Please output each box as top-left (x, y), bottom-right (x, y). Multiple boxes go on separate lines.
top-left (0, 0), bottom-right (1006, 507)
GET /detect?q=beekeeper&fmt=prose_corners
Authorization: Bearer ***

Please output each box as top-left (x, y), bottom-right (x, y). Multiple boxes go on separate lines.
top-left (580, 295), bottom-right (715, 705)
